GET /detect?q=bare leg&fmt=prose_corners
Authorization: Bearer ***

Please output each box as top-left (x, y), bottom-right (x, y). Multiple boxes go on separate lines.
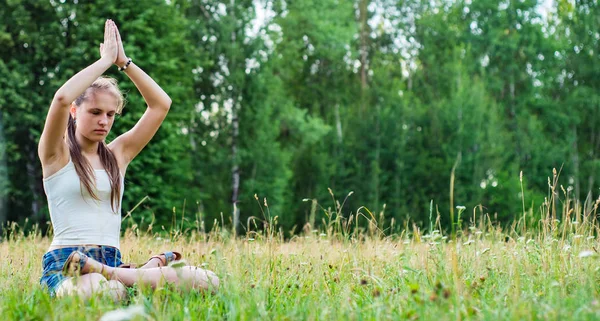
top-left (55, 273), bottom-right (127, 301)
top-left (68, 252), bottom-right (219, 292)
top-left (108, 266), bottom-right (219, 292)
top-left (137, 254), bottom-right (169, 269)
top-left (126, 252), bottom-right (181, 269)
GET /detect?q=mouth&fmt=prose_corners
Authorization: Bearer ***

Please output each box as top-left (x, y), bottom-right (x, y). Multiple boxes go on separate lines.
top-left (94, 129), bottom-right (107, 134)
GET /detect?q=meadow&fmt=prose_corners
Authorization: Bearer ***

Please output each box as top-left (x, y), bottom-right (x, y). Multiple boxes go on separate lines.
top-left (1, 194), bottom-right (600, 321)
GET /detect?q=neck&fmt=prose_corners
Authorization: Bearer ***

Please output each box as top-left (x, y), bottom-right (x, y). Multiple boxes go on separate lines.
top-left (75, 132), bottom-right (101, 155)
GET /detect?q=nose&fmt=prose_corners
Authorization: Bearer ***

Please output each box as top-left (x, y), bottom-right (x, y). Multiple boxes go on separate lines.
top-left (99, 115), bottom-right (109, 126)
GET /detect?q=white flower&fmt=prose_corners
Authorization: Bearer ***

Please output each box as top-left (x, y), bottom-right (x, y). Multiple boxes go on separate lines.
top-left (100, 305), bottom-right (147, 321)
top-left (578, 250), bottom-right (596, 258)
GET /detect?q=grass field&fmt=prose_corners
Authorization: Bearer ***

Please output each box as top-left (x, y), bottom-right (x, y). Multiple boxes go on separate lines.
top-left (1, 212), bottom-right (599, 321)
top-left (1, 182), bottom-right (600, 321)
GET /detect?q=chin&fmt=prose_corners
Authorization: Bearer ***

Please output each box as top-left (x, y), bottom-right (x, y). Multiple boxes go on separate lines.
top-left (85, 134), bottom-right (108, 142)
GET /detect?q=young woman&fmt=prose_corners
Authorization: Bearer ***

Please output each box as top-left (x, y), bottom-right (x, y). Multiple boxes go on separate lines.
top-left (38, 20), bottom-right (218, 300)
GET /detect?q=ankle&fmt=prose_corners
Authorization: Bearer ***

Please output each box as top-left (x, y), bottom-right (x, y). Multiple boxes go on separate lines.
top-left (102, 266), bottom-right (118, 280)
top-left (151, 256), bottom-right (165, 266)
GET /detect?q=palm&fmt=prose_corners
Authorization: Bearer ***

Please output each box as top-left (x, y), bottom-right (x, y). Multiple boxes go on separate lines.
top-left (114, 24), bottom-right (128, 66)
top-left (100, 20), bottom-right (118, 63)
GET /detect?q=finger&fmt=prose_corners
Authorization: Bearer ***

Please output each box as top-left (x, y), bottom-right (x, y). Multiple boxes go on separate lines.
top-left (107, 20), bottom-right (113, 40)
top-left (115, 24), bottom-right (122, 42)
top-left (104, 20), bottom-right (109, 41)
top-left (106, 24), bottom-right (113, 43)
top-left (112, 21), bottom-right (120, 38)
top-left (111, 24), bottom-right (117, 42)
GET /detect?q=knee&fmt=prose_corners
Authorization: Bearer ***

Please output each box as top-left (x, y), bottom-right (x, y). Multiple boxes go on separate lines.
top-left (55, 279), bottom-right (77, 297)
top-left (196, 267), bottom-right (220, 291)
top-left (206, 270), bottom-right (219, 289)
top-left (106, 280), bottom-right (128, 302)
top-left (57, 273), bottom-right (107, 299)
top-left (82, 273), bottom-right (108, 292)
top-left (181, 266), bottom-right (220, 291)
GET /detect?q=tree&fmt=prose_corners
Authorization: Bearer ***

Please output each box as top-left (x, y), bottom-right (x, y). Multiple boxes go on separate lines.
top-left (0, 0), bottom-right (198, 229)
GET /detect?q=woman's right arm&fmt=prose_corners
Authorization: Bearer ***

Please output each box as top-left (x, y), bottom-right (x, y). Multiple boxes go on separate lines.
top-left (38, 20), bottom-right (118, 166)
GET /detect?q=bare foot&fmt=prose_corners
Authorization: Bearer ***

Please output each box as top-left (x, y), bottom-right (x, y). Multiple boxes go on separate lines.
top-left (63, 251), bottom-right (116, 280)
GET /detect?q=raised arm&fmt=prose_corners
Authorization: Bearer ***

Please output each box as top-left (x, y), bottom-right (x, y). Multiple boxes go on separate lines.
top-left (38, 20), bottom-right (118, 167)
top-left (108, 21), bottom-right (172, 165)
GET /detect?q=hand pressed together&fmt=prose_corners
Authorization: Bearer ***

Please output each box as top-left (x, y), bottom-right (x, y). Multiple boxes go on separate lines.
top-left (99, 19), bottom-right (118, 64)
top-left (113, 22), bottom-right (129, 67)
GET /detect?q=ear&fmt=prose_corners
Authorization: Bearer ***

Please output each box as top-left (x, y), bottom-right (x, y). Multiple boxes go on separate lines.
top-left (70, 103), bottom-right (77, 119)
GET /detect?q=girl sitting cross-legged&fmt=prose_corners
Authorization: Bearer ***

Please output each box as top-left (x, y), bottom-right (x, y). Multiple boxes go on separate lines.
top-left (38, 19), bottom-right (219, 300)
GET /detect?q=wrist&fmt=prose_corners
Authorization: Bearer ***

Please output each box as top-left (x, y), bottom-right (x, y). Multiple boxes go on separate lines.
top-left (98, 57), bottom-right (115, 68)
top-left (116, 57), bottom-right (130, 68)
top-left (118, 58), bottom-right (133, 72)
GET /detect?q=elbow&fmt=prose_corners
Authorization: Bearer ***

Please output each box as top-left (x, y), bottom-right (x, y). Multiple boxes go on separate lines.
top-left (159, 98), bottom-right (172, 112)
top-left (52, 93), bottom-right (70, 107)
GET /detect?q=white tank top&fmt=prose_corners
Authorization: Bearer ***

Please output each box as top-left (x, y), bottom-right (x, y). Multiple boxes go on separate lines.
top-left (43, 159), bottom-right (124, 248)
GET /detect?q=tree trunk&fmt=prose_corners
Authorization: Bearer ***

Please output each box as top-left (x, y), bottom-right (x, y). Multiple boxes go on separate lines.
top-left (358, 0), bottom-right (369, 112)
top-left (230, 0), bottom-right (240, 235)
top-left (0, 111), bottom-right (7, 229)
top-left (571, 126), bottom-right (580, 201)
top-left (26, 136), bottom-right (43, 223)
top-left (231, 105), bottom-right (240, 235)
top-left (335, 104), bottom-right (343, 144)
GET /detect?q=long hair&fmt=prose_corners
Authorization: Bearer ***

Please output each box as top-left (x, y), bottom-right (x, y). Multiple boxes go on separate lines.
top-left (69, 76), bottom-right (125, 213)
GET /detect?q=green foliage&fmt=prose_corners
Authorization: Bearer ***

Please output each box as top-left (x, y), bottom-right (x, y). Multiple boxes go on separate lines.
top-left (0, 0), bottom-right (197, 229)
top-left (2, 0), bottom-right (600, 235)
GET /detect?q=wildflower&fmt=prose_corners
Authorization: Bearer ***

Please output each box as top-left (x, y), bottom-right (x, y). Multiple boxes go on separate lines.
top-left (100, 305), bottom-right (147, 321)
top-left (477, 248), bottom-right (490, 256)
top-left (578, 250), bottom-right (596, 258)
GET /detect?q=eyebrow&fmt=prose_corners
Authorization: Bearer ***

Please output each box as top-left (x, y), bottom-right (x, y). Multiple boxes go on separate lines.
top-left (90, 108), bottom-right (116, 113)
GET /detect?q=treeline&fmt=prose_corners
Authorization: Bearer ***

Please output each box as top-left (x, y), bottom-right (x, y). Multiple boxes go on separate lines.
top-left (0, 0), bottom-right (598, 235)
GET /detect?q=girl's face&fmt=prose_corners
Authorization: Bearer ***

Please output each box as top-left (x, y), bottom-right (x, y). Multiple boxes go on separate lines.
top-left (72, 91), bottom-right (118, 142)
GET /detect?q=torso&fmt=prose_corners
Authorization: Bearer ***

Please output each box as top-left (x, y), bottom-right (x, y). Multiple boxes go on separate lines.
top-left (42, 139), bottom-right (128, 251)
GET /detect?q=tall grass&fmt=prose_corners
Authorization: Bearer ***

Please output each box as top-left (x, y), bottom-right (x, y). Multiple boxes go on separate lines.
top-left (1, 172), bottom-right (599, 320)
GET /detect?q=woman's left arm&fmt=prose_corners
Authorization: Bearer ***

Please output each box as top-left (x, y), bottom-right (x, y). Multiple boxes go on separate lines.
top-left (109, 21), bottom-right (172, 165)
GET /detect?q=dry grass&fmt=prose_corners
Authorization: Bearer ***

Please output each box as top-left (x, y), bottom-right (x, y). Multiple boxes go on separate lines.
top-left (1, 221), bottom-right (599, 320)
top-left (1, 173), bottom-right (600, 320)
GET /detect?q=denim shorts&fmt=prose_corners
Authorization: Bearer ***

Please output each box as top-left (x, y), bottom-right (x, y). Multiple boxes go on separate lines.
top-left (40, 246), bottom-right (124, 296)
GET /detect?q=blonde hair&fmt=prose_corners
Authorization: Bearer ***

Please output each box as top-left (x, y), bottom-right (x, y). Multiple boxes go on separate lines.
top-left (74, 76), bottom-right (125, 113)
